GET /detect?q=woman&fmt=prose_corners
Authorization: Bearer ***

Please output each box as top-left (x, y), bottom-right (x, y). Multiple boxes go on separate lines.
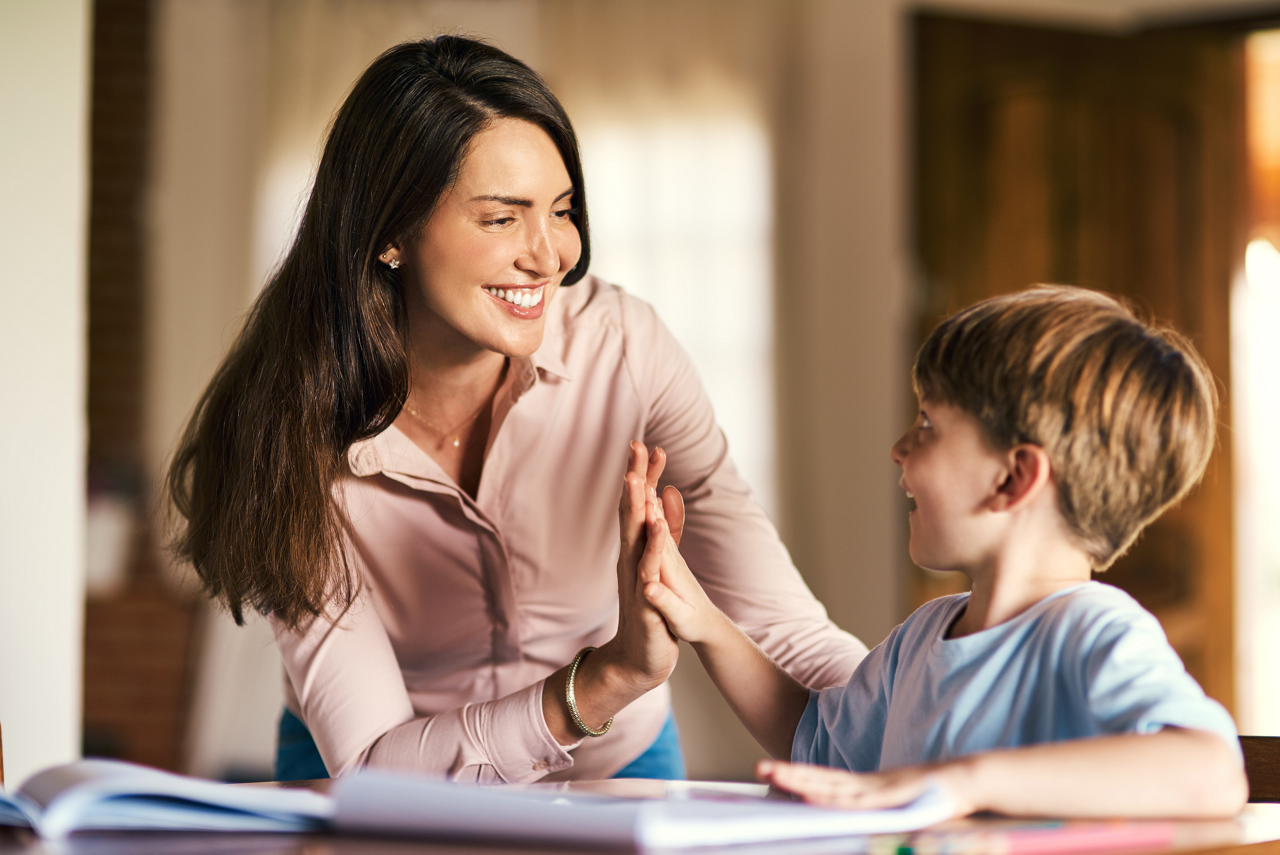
top-left (169, 35), bottom-right (866, 784)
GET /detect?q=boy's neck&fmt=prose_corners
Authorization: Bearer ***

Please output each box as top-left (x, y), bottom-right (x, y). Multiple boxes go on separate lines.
top-left (948, 539), bottom-right (1093, 638)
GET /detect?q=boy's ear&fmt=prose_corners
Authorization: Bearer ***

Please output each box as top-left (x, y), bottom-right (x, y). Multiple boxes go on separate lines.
top-left (991, 444), bottom-right (1053, 512)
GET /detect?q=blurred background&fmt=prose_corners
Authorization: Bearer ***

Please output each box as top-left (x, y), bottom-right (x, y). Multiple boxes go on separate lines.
top-left (3, 0), bottom-right (1280, 786)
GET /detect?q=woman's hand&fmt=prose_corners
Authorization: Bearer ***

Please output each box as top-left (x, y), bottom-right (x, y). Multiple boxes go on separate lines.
top-left (540, 441), bottom-right (683, 744)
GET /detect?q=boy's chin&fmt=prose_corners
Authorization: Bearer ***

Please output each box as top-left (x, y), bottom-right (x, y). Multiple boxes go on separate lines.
top-left (908, 546), bottom-right (963, 575)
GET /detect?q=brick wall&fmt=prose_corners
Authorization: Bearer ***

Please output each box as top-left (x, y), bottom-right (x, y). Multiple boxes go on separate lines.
top-left (84, 0), bottom-right (199, 773)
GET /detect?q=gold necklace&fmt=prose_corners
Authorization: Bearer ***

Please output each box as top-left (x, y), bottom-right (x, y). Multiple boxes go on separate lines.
top-left (404, 397), bottom-right (489, 450)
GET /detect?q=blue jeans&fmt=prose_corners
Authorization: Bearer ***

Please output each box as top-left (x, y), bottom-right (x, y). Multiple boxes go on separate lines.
top-left (275, 707), bottom-right (686, 781)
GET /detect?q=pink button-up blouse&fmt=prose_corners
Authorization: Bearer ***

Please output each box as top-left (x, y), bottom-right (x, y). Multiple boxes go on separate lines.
top-left (271, 276), bottom-right (868, 783)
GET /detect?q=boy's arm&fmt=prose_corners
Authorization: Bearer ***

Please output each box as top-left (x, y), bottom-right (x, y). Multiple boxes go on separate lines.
top-left (640, 514), bottom-right (811, 758)
top-left (759, 727), bottom-right (1246, 819)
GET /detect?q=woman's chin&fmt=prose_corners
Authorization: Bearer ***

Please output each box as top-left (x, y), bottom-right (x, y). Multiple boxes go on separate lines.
top-left (475, 323), bottom-right (548, 360)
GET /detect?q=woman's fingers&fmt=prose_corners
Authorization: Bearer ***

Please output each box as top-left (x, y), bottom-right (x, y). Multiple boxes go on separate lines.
top-left (628, 440), bottom-right (649, 479)
top-left (620, 472), bottom-right (646, 540)
top-left (645, 446), bottom-right (666, 495)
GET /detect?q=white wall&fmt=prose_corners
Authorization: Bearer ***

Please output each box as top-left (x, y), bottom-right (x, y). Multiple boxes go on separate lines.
top-left (0, 0), bottom-right (89, 786)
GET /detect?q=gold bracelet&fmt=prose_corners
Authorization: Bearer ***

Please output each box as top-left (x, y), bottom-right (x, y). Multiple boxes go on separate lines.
top-left (566, 646), bottom-right (613, 737)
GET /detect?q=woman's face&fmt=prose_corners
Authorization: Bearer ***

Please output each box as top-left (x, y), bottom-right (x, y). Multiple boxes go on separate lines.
top-left (395, 117), bottom-right (582, 360)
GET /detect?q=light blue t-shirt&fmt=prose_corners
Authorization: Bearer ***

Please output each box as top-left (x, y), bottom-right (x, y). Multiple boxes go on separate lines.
top-left (793, 582), bottom-right (1239, 771)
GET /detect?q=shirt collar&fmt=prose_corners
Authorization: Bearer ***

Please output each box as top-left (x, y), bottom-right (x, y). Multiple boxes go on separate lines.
top-left (529, 324), bottom-right (572, 382)
top-left (347, 423), bottom-right (425, 478)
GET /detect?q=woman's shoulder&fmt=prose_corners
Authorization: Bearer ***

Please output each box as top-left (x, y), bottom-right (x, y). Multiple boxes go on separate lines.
top-left (548, 274), bottom-right (662, 336)
top-left (541, 274), bottom-right (683, 377)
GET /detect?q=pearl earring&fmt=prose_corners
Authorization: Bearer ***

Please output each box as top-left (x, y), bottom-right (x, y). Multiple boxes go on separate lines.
top-left (388, 259), bottom-right (400, 270)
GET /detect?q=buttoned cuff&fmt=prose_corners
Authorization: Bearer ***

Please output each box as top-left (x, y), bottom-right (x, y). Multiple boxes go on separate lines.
top-left (486, 679), bottom-right (579, 783)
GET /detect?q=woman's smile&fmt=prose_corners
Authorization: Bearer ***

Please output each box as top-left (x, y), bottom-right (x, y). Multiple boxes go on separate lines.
top-left (485, 284), bottom-right (547, 318)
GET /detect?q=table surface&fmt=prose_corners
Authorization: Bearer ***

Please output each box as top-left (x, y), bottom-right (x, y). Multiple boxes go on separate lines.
top-left (4, 780), bottom-right (1280, 855)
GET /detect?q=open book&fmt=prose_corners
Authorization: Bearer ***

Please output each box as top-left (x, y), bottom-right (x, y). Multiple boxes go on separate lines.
top-left (0, 759), bottom-right (332, 839)
top-left (0, 758), bottom-right (952, 848)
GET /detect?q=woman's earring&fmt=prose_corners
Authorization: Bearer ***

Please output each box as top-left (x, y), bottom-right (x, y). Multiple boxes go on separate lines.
top-left (388, 259), bottom-right (401, 270)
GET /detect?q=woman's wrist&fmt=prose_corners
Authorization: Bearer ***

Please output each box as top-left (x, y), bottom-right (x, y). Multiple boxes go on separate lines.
top-left (540, 642), bottom-right (652, 746)
top-left (589, 638), bottom-right (666, 697)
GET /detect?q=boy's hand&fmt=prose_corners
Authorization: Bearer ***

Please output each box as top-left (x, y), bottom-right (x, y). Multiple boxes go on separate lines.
top-left (756, 760), bottom-right (969, 817)
top-left (639, 506), bottom-right (724, 644)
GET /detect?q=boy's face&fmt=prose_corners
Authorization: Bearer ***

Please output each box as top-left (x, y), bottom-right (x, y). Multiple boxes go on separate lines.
top-left (890, 399), bottom-right (1012, 574)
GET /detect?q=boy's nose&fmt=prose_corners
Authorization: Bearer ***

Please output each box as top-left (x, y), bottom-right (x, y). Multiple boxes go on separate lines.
top-left (890, 432), bottom-right (910, 466)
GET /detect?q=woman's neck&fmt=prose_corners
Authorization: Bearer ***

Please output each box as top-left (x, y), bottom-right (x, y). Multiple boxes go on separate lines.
top-left (404, 313), bottom-right (508, 422)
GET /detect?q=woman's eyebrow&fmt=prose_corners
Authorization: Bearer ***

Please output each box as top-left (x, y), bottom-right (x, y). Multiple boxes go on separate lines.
top-left (469, 188), bottom-right (575, 207)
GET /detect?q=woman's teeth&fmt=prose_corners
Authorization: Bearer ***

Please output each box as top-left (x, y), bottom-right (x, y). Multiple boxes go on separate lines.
top-left (486, 287), bottom-right (543, 309)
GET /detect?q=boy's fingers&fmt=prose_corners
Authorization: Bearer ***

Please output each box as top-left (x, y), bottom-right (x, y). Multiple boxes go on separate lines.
top-left (644, 581), bottom-right (684, 619)
top-left (770, 765), bottom-right (923, 811)
top-left (661, 485), bottom-right (685, 547)
top-left (769, 763), bottom-right (854, 793)
top-left (639, 519), bottom-right (664, 580)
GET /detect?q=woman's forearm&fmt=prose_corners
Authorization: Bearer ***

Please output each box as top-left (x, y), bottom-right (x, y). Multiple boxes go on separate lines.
top-left (948, 729), bottom-right (1246, 818)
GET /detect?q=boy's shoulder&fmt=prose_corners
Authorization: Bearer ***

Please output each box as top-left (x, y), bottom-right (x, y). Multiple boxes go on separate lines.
top-left (895, 582), bottom-right (1162, 659)
top-left (1033, 581), bottom-right (1160, 636)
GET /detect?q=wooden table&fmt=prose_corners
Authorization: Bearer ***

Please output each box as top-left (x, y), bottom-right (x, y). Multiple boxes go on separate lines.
top-left (2, 784), bottom-right (1279, 854)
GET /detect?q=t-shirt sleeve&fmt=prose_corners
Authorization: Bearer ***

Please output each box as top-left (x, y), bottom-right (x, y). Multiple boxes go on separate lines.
top-left (618, 292), bottom-right (868, 690)
top-left (1076, 600), bottom-right (1240, 758)
top-left (792, 629), bottom-right (896, 772)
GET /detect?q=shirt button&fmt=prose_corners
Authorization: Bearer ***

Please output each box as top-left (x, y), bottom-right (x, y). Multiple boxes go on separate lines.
top-left (532, 759), bottom-right (550, 771)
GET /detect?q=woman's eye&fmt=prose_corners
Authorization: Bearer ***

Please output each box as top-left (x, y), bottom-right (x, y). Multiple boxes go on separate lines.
top-left (483, 216), bottom-right (515, 226)
top-left (553, 206), bottom-right (578, 220)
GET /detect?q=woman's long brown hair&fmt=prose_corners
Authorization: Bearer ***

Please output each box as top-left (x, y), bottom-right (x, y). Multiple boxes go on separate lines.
top-left (167, 36), bottom-right (591, 628)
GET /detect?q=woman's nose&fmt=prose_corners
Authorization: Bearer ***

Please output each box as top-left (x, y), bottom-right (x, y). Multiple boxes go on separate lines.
top-left (517, 222), bottom-right (558, 277)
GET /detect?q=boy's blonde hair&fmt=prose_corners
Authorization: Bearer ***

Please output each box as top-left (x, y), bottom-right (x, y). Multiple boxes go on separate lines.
top-left (913, 286), bottom-right (1217, 569)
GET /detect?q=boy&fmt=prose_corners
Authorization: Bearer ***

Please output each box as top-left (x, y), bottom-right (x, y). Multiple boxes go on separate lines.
top-left (630, 286), bottom-right (1245, 818)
